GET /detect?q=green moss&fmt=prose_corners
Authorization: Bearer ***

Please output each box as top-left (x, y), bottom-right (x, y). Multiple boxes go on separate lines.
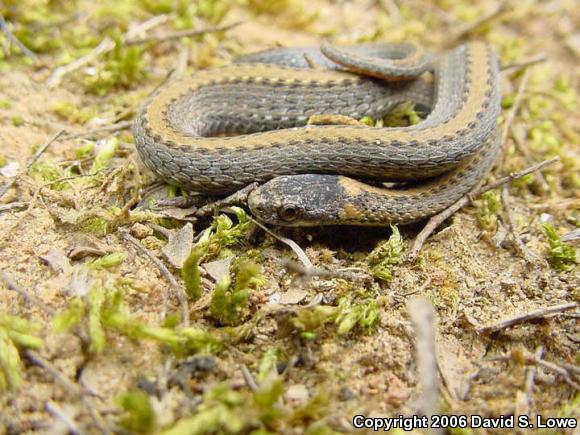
top-left (182, 247), bottom-right (203, 301)
top-left (117, 389), bottom-right (156, 434)
top-left (209, 260), bottom-right (263, 326)
top-left (367, 225), bottom-right (404, 281)
top-left (335, 298), bottom-right (380, 335)
top-left (87, 281), bottom-right (106, 353)
top-left (91, 137), bottom-right (119, 172)
top-left (161, 381), bottom-right (283, 434)
top-left (0, 315), bottom-right (42, 391)
top-left (256, 347), bottom-right (282, 383)
top-left (291, 305), bottom-right (337, 339)
top-left (541, 223), bottom-right (577, 272)
top-left (75, 142), bottom-right (95, 160)
top-left (88, 252), bottom-right (126, 270)
top-left (383, 102), bottom-right (421, 127)
top-left (29, 161), bottom-right (70, 190)
top-left (83, 38), bottom-right (147, 96)
top-left (196, 207), bottom-right (252, 258)
top-left (50, 101), bottom-right (95, 125)
top-left (0, 154), bottom-right (7, 168)
top-left (477, 190), bottom-right (501, 233)
top-left (11, 115), bottom-right (24, 126)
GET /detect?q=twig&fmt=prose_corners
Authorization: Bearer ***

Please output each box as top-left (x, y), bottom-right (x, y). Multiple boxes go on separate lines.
top-left (61, 120), bottom-right (133, 140)
top-left (47, 37), bottom-right (115, 88)
top-left (500, 185), bottom-right (538, 263)
top-left (378, 0), bottom-right (402, 24)
top-left (240, 364), bottom-right (259, 391)
top-left (407, 297), bottom-right (441, 433)
top-left (489, 349), bottom-right (580, 390)
top-left (0, 15), bottom-right (37, 59)
top-left (408, 157), bottom-right (560, 260)
top-left (561, 228), bottom-right (580, 243)
top-left (169, 45), bottom-right (189, 82)
top-left (0, 130), bottom-right (65, 200)
top-left (501, 54), bottom-right (547, 73)
top-left (0, 202), bottom-right (27, 213)
top-left (119, 229), bottom-right (190, 325)
top-left (0, 270), bottom-right (55, 315)
top-left (281, 258), bottom-right (372, 282)
top-left (248, 216), bottom-right (313, 268)
top-left (525, 346), bottom-right (543, 398)
top-left (452, 3), bottom-right (508, 41)
top-left (477, 302), bottom-right (577, 334)
top-left (24, 350), bottom-right (110, 431)
top-left (125, 21), bottom-right (243, 45)
top-left (497, 67), bottom-right (540, 262)
top-left (501, 68), bottom-right (531, 153)
top-left (45, 402), bottom-right (81, 435)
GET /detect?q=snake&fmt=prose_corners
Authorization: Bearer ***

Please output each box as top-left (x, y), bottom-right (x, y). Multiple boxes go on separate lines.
top-left (133, 42), bottom-right (501, 226)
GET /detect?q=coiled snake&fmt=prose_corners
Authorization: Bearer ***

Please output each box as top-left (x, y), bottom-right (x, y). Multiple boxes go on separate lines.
top-left (133, 42), bottom-right (501, 226)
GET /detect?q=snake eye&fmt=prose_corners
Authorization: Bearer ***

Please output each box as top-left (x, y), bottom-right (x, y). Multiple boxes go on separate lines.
top-left (278, 204), bottom-right (300, 222)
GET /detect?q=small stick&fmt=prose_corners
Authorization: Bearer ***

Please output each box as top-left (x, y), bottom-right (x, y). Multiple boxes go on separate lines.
top-left (497, 67), bottom-right (540, 262)
top-left (501, 68), bottom-right (531, 153)
top-left (281, 258), bottom-right (372, 282)
top-left (0, 202), bottom-right (27, 213)
top-left (452, 3), bottom-right (508, 41)
top-left (0, 130), bottom-right (65, 200)
top-left (169, 45), bottom-right (189, 82)
top-left (61, 120), bottom-right (133, 140)
top-left (240, 364), bottom-right (259, 391)
top-left (45, 402), bottom-right (82, 435)
top-left (0, 270), bottom-right (55, 315)
top-left (408, 156), bottom-right (560, 260)
top-left (47, 37), bottom-right (115, 88)
top-left (477, 302), bottom-right (577, 334)
top-left (501, 185), bottom-right (538, 263)
top-left (489, 349), bottom-right (580, 390)
top-left (0, 15), bottom-right (37, 59)
top-left (125, 21), bottom-right (243, 45)
top-left (525, 346), bottom-right (543, 397)
top-left (501, 55), bottom-right (547, 73)
top-left (407, 297), bottom-right (442, 433)
top-left (248, 217), bottom-right (313, 269)
top-left (119, 229), bottom-right (190, 326)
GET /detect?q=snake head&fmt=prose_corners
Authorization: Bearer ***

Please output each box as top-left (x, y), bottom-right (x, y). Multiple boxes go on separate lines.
top-left (247, 174), bottom-right (343, 226)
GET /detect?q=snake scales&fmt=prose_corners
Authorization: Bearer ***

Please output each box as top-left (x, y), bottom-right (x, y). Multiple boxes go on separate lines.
top-left (133, 42), bottom-right (501, 226)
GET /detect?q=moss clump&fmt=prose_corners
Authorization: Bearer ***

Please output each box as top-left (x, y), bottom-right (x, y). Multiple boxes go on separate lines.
top-left (161, 381), bottom-right (284, 434)
top-left (117, 389), bottom-right (156, 434)
top-left (209, 260), bottom-right (263, 326)
top-left (367, 225), bottom-right (404, 281)
top-left (182, 247), bottom-right (204, 301)
top-left (83, 38), bottom-right (146, 96)
top-left (541, 223), bottom-right (577, 272)
top-left (335, 298), bottom-right (380, 335)
top-left (29, 161), bottom-right (70, 190)
top-left (50, 101), bottom-right (95, 125)
top-left (196, 207), bottom-right (252, 259)
top-left (0, 315), bottom-right (43, 391)
top-left (477, 190), bottom-right (501, 233)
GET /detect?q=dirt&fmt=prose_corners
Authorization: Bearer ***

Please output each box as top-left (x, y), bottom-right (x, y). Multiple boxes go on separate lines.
top-left (0, 0), bottom-right (578, 434)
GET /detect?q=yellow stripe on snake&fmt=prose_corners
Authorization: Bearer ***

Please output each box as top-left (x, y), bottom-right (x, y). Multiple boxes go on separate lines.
top-left (133, 42), bottom-right (500, 226)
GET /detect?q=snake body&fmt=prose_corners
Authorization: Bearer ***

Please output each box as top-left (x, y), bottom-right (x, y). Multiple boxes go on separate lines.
top-left (133, 42), bottom-right (501, 226)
